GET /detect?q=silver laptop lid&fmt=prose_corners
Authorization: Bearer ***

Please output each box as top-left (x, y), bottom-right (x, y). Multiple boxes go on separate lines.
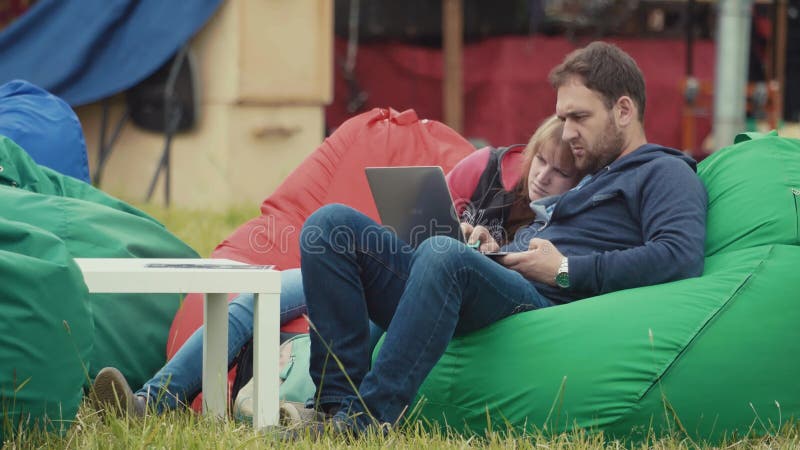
top-left (365, 166), bottom-right (464, 247)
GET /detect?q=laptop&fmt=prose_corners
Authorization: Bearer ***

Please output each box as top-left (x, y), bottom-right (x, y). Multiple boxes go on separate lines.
top-left (365, 166), bottom-right (508, 256)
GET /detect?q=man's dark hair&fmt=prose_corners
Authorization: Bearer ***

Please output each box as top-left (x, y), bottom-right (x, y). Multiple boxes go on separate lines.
top-left (549, 42), bottom-right (646, 122)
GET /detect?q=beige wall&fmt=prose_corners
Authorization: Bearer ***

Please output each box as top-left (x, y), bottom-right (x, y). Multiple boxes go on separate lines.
top-left (78, 0), bottom-right (332, 209)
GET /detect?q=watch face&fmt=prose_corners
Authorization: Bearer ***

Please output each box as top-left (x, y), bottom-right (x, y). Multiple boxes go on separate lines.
top-left (556, 272), bottom-right (570, 288)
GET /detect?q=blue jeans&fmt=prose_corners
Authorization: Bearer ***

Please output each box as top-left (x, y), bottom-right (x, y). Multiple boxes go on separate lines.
top-left (299, 204), bottom-right (553, 429)
top-left (136, 268), bottom-right (385, 411)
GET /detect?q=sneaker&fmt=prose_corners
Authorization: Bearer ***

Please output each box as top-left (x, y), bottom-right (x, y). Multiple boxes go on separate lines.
top-left (278, 411), bottom-right (357, 442)
top-left (279, 401), bottom-right (326, 427)
top-left (91, 367), bottom-right (147, 417)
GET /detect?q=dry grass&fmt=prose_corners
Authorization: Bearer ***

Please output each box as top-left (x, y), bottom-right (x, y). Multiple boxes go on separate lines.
top-left (135, 202), bottom-right (258, 257)
top-left (4, 404), bottom-right (798, 449)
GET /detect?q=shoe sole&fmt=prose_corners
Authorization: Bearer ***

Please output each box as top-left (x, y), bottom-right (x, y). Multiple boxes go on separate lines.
top-left (92, 367), bottom-right (135, 416)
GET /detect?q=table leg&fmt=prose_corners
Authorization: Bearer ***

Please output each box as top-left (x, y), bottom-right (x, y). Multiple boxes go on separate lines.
top-left (203, 293), bottom-right (229, 418)
top-left (253, 291), bottom-right (280, 429)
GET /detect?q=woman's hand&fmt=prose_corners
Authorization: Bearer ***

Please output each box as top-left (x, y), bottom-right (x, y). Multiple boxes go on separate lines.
top-left (461, 223), bottom-right (500, 253)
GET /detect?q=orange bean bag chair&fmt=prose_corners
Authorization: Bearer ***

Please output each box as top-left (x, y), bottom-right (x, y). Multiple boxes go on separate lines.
top-left (167, 108), bottom-right (474, 408)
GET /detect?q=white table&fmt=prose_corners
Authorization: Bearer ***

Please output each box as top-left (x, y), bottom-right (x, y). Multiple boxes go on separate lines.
top-left (74, 258), bottom-right (281, 430)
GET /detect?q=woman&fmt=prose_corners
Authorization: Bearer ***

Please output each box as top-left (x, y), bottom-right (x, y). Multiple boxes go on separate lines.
top-left (91, 115), bottom-right (584, 416)
top-left (450, 114), bottom-right (581, 250)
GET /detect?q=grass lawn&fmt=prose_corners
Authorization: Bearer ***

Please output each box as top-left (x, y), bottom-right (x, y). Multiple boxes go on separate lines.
top-left (7, 406), bottom-right (799, 449)
top-left (136, 202), bottom-right (259, 257)
top-left (5, 204), bottom-right (797, 448)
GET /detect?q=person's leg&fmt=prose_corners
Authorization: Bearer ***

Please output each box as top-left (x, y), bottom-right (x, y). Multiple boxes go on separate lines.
top-left (283, 267), bottom-right (384, 348)
top-left (133, 269), bottom-right (307, 411)
top-left (338, 235), bottom-right (553, 428)
top-left (277, 268), bottom-right (307, 322)
top-left (300, 204), bottom-right (413, 415)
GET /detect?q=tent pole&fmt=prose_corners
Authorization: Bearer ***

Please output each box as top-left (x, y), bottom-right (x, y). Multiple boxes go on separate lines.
top-left (442, 0), bottom-right (463, 134)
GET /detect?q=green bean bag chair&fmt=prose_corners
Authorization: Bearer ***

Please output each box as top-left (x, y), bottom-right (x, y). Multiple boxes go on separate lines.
top-left (412, 131), bottom-right (800, 442)
top-left (0, 136), bottom-right (198, 389)
top-left (0, 218), bottom-right (93, 441)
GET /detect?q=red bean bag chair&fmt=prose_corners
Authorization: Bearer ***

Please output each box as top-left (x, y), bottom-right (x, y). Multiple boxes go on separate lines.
top-left (166, 108), bottom-right (474, 408)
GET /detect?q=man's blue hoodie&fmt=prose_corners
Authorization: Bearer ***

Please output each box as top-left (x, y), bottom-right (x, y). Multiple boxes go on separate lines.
top-left (504, 144), bottom-right (707, 304)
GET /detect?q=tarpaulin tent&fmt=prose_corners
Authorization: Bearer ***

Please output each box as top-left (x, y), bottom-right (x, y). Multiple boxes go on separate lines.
top-left (0, 0), bottom-right (223, 106)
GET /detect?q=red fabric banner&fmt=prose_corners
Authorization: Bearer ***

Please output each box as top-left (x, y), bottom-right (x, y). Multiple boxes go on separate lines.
top-left (327, 36), bottom-right (715, 153)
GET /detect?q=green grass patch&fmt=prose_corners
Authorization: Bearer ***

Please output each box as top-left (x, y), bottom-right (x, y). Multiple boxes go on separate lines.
top-left (135, 203), bottom-right (258, 257)
top-left (6, 403), bottom-right (799, 449)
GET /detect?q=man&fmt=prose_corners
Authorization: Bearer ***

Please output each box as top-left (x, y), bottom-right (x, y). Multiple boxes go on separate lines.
top-left (294, 41), bottom-right (707, 437)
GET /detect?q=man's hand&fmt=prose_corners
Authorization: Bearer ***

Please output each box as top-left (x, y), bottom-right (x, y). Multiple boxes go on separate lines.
top-left (461, 223), bottom-right (500, 253)
top-left (498, 238), bottom-right (564, 286)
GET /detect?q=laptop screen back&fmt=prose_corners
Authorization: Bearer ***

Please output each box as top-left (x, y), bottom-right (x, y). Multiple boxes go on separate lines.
top-left (365, 166), bottom-right (464, 247)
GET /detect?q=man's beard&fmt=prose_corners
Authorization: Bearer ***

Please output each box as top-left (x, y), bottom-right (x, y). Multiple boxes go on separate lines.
top-left (577, 116), bottom-right (625, 174)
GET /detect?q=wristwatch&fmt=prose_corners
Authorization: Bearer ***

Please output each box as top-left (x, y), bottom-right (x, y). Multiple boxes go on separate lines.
top-left (555, 257), bottom-right (570, 288)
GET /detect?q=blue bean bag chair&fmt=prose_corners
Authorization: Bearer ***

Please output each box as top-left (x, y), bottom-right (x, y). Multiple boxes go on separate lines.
top-left (0, 80), bottom-right (90, 182)
top-left (409, 131), bottom-right (800, 443)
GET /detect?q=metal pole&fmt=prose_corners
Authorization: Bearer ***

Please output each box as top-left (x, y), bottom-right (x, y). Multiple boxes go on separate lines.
top-left (686, 0), bottom-right (695, 77)
top-left (712, 0), bottom-right (754, 149)
top-left (442, 0), bottom-right (463, 133)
